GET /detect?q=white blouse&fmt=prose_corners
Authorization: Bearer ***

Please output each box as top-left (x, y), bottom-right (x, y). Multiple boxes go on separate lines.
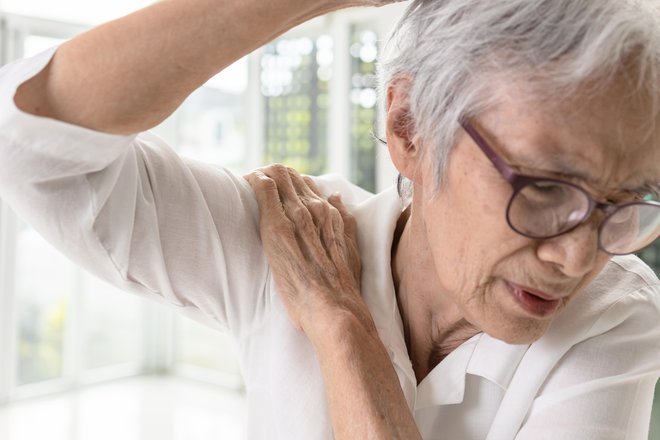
top-left (1, 47), bottom-right (659, 440)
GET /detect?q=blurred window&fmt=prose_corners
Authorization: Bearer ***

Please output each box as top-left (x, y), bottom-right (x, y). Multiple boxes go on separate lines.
top-left (15, 225), bottom-right (70, 384)
top-left (637, 242), bottom-right (659, 276)
top-left (12, 32), bottom-right (144, 389)
top-left (2, 0), bottom-right (153, 25)
top-left (165, 59), bottom-right (249, 173)
top-left (349, 24), bottom-right (379, 193)
top-left (23, 35), bottom-right (65, 57)
top-left (177, 318), bottom-right (241, 380)
top-left (262, 34), bottom-right (331, 175)
top-left (13, 35), bottom-right (71, 386)
top-left (80, 273), bottom-right (142, 371)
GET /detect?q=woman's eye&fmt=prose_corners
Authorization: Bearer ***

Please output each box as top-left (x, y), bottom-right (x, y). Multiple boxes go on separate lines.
top-left (530, 182), bottom-right (566, 195)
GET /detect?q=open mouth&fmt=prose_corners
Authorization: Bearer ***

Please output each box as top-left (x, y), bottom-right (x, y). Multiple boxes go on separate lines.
top-left (505, 282), bottom-right (560, 318)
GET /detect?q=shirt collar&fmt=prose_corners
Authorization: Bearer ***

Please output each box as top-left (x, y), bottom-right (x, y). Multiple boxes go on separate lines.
top-left (415, 334), bottom-right (530, 409)
top-left (415, 333), bottom-right (481, 409)
top-left (467, 335), bottom-right (530, 390)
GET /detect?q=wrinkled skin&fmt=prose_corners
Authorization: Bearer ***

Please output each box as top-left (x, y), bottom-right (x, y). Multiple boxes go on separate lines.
top-left (244, 165), bottom-right (368, 336)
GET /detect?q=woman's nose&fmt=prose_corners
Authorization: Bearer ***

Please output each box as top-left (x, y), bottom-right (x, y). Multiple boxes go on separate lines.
top-left (536, 221), bottom-right (602, 278)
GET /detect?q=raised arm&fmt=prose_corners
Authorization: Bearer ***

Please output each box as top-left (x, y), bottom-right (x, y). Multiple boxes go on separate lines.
top-left (0, 0), bottom-right (399, 337)
top-left (13, 0), bottom-right (392, 134)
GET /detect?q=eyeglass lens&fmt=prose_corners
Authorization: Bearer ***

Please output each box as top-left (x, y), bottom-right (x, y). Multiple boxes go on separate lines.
top-left (600, 203), bottom-right (660, 254)
top-left (507, 180), bottom-right (660, 254)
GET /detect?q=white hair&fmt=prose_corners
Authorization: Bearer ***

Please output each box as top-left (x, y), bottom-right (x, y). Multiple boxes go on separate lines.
top-left (378, 0), bottom-right (660, 196)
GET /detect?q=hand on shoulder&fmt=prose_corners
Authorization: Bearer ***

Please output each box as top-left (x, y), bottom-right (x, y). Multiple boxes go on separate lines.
top-left (244, 164), bottom-right (376, 342)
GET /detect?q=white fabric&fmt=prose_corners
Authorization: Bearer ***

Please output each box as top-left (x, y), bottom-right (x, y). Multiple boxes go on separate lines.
top-left (1, 47), bottom-right (659, 440)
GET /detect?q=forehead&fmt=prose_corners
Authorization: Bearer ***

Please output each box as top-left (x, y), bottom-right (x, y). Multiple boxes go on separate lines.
top-left (478, 79), bottom-right (660, 193)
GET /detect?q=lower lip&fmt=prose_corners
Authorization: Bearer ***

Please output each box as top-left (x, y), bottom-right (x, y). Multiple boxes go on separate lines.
top-left (506, 282), bottom-right (560, 318)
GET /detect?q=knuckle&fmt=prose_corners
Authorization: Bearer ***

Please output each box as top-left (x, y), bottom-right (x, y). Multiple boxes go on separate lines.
top-left (285, 166), bottom-right (300, 177)
top-left (269, 163), bottom-right (287, 172)
top-left (303, 176), bottom-right (316, 189)
top-left (302, 176), bottom-right (319, 192)
top-left (253, 177), bottom-right (278, 197)
top-left (329, 206), bottom-right (343, 223)
top-left (290, 204), bottom-right (310, 222)
top-left (267, 163), bottom-right (289, 179)
top-left (306, 197), bottom-right (324, 210)
top-left (246, 169), bottom-right (265, 181)
top-left (308, 198), bottom-right (331, 217)
top-left (250, 176), bottom-right (276, 194)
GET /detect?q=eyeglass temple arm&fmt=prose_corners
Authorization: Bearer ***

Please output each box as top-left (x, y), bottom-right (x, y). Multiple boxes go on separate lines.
top-left (460, 120), bottom-right (517, 183)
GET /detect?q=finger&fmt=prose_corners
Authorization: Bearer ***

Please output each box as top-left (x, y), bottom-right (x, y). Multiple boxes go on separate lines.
top-left (319, 204), bottom-right (343, 256)
top-left (255, 168), bottom-right (337, 265)
top-left (323, 205), bottom-right (346, 264)
top-left (245, 172), bottom-right (316, 275)
top-left (282, 169), bottom-right (334, 236)
top-left (328, 193), bottom-right (358, 240)
top-left (285, 167), bottom-right (317, 199)
top-left (259, 164), bottom-right (305, 209)
top-left (257, 165), bottom-right (322, 233)
top-left (302, 175), bottom-right (324, 198)
top-left (244, 170), bottom-right (287, 220)
top-left (324, 206), bottom-right (362, 286)
top-left (246, 171), bottom-right (323, 297)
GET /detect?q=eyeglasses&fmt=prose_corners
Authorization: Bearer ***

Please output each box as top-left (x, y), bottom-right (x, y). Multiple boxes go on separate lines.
top-left (459, 120), bottom-right (660, 255)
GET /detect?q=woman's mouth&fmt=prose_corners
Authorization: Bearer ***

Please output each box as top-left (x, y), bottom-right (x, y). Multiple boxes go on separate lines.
top-left (505, 282), bottom-right (561, 318)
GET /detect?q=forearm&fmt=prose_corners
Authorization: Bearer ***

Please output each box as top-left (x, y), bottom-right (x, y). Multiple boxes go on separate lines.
top-left (13, 0), bottom-right (350, 134)
top-left (311, 312), bottom-right (422, 440)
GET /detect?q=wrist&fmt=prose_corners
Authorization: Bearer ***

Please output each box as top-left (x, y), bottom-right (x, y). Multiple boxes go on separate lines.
top-left (303, 300), bottom-right (379, 352)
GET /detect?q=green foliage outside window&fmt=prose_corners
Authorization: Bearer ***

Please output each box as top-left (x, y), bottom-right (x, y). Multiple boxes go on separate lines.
top-left (18, 297), bottom-right (66, 385)
top-left (638, 241), bottom-right (659, 277)
top-left (349, 25), bottom-right (379, 193)
top-left (263, 36), bottom-right (331, 176)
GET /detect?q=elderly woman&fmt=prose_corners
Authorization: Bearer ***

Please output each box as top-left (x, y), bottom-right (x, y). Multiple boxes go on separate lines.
top-left (0, 0), bottom-right (659, 438)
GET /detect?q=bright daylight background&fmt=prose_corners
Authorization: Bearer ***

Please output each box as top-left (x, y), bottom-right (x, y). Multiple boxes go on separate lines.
top-left (0, 1), bottom-right (658, 439)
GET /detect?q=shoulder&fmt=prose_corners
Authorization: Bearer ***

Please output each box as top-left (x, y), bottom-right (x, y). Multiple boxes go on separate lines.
top-left (309, 173), bottom-right (375, 206)
top-left (586, 254), bottom-right (659, 304)
top-left (531, 255), bottom-right (660, 379)
top-left (517, 255), bottom-right (660, 384)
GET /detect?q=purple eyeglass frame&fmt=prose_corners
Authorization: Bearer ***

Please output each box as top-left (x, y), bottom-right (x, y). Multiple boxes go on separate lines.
top-left (459, 119), bottom-right (660, 253)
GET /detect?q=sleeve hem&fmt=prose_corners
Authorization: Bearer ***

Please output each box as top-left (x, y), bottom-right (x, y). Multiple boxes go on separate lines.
top-left (0, 45), bottom-right (138, 163)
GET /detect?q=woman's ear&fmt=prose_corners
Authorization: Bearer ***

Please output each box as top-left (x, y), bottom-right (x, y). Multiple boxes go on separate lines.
top-left (386, 76), bottom-right (422, 183)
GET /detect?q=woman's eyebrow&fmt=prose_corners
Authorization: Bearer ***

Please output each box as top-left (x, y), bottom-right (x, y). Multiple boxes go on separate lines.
top-left (515, 152), bottom-right (599, 182)
top-left (497, 135), bottom-right (660, 194)
top-left (517, 154), bottom-right (659, 197)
